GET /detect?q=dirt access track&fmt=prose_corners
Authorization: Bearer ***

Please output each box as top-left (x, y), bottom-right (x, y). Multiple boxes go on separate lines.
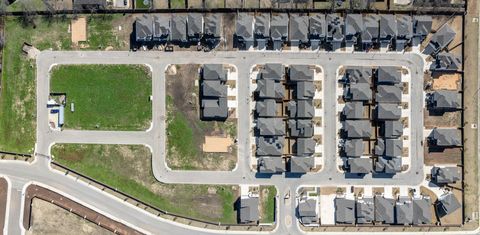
top-left (0, 178), bottom-right (7, 235)
top-left (23, 184), bottom-right (143, 235)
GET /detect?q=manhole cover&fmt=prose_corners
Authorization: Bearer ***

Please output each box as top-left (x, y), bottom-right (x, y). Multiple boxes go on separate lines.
top-left (471, 123), bottom-right (477, 129)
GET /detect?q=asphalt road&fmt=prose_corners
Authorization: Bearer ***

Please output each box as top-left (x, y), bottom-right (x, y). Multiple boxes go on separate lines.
top-left (0, 50), bottom-right (450, 235)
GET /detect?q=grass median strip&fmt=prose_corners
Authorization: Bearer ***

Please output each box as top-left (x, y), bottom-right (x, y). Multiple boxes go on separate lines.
top-left (50, 65), bottom-right (152, 131)
top-left (260, 186), bottom-right (277, 223)
top-left (51, 144), bottom-right (238, 224)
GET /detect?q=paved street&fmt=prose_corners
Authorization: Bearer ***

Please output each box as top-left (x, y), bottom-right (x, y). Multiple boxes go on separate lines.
top-left (0, 50), bottom-right (456, 235)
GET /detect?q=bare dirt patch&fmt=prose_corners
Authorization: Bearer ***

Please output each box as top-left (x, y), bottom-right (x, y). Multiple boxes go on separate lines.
top-left (424, 146), bottom-right (462, 166)
top-left (433, 74), bottom-right (461, 91)
top-left (71, 17), bottom-right (87, 44)
top-left (424, 109), bottom-right (461, 128)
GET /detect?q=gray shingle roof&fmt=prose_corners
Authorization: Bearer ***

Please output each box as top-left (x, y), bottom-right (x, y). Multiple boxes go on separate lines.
top-left (326, 14), bottom-right (344, 42)
top-left (153, 14), bottom-right (170, 40)
top-left (436, 193), bottom-right (461, 217)
top-left (236, 13), bottom-right (254, 40)
top-left (431, 167), bottom-right (461, 184)
top-left (343, 120), bottom-right (372, 139)
top-left (295, 81), bottom-right (315, 100)
top-left (254, 13), bottom-right (270, 38)
top-left (270, 13), bottom-right (289, 39)
top-left (345, 14), bottom-right (364, 44)
top-left (395, 197), bottom-right (413, 225)
top-left (375, 157), bottom-right (402, 173)
top-left (202, 80), bottom-right (227, 98)
top-left (257, 118), bottom-right (285, 136)
top-left (430, 128), bottom-right (462, 146)
top-left (289, 14), bottom-right (308, 43)
top-left (382, 120), bottom-right (403, 138)
top-left (379, 14), bottom-right (397, 43)
top-left (335, 198), bottom-right (355, 224)
top-left (412, 197), bottom-right (432, 225)
top-left (343, 139), bottom-right (364, 157)
top-left (255, 99), bottom-right (277, 117)
top-left (342, 102), bottom-right (364, 120)
top-left (201, 98), bottom-right (228, 119)
top-left (135, 15), bottom-right (153, 41)
top-left (356, 197), bottom-right (374, 224)
top-left (396, 15), bottom-right (413, 39)
top-left (261, 63), bottom-right (285, 80)
top-left (289, 65), bottom-right (314, 81)
top-left (362, 15), bottom-right (379, 44)
top-left (203, 64), bottom-right (226, 81)
top-left (347, 158), bottom-right (372, 174)
top-left (430, 52), bottom-right (462, 72)
top-left (204, 14), bottom-right (221, 37)
top-left (289, 156), bottom-right (315, 173)
top-left (257, 157), bottom-right (285, 173)
top-left (256, 79), bottom-right (285, 99)
top-left (376, 103), bottom-right (401, 120)
top-left (171, 15), bottom-right (187, 42)
top-left (287, 100), bottom-right (314, 119)
top-left (385, 138), bottom-right (403, 157)
top-left (376, 85), bottom-right (402, 103)
top-left (256, 136), bottom-right (284, 156)
top-left (430, 90), bottom-right (461, 109)
top-left (295, 138), bottom-right (315, 157)
top-left (298, 199), bottom-right (317, 224)
top-left (289, 119), bottom-right (314, 138)
top-left (377, 67), bottom-right (401, 84)
top-left (375, 196), bottom-right (395, 224)
top-left (239, 197), bottom-right (259, 223)
top-left (413, 15), bottom-right (432, 37)
top-left (345, 83), bottom-right (372, 101)
top-left (423, 24), bottom-right (456, 55)
top-left (345, 67), bottom-right (372, 84)
top-left (309, 14), bottom-right (326, 38)
top-left (187, 13), bottom-right (203, 37)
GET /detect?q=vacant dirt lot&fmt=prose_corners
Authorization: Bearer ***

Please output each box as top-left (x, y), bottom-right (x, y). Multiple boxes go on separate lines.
top-left (424, 146), bottom-right (462, 166)
top-left (433, 74), bottom-right (461, 90)
top-left (424, 109), bottom-right (462, 128)
top-left (26, 199), bottom-right (113, 235)
top-left (165, 64), bottom-right (237, 170)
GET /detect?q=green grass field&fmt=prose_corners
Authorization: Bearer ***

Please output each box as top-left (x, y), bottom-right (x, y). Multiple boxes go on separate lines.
top-left (260, 186), bottom-right (277, 223)
top-left (50, 65), bottom-right (152, 131)
top-left (52, 144), bottom-right (238, 223)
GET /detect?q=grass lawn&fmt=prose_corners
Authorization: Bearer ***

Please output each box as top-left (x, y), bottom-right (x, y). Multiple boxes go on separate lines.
top-left (170, 0), bottom-right (184, 8)
top-left (135, 0), bottom-right (151, 9)
top-left (260, 186), bottom-right (277, 223)
top-left (50, 65), bottom-right (152, 131)
top-left (51, 144), bottom-right (238, 224)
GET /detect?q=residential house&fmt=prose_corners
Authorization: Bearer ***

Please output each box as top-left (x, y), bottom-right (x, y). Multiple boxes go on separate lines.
top-left (430, 53), bottom-right (461, 73)
top-left (379, 14), bottom-right (397, 49)
top-left (356, 197), bottom-right (374, 224)
top-left (287, 100), bottom-right (314, 119)
top-left (289, 157), bottom-right (315, 173)
top-left (298, 198), bottom-right (318, 225)
top-left (187, 13), bottom-right (203, 42)
top-left (170, 15), bottom-right (188, 44)
top-left (374, 196), bottom-right (395, 224)
top-left (326, 14), bottom-right (344, 51)
top-left (412, 15), bottom-right (432, 46)
top-left (289, 119), bottom-right (314, 138)
top-left (236, 13), bottom-right (254, 50)
top-left (256, 136), bottom-right (285, 156)
top-left (257, 157), bottom-right (285, 173)
top-left (257, 118), bottom-right (286, 136)
top-left (376, 66), bottom-right (401, 85)
top-left (254, 13), bottom-right (270, 50)
top-left (347, 158), bottom-right (372, 174)
top-left (345, 66), bottom-right (372, 84)
top-left (289, 14), bottom-right (309, 47)
top-left (435, 193), bottom-right (461, 217)
top-left (395, 15), bottom-right (413, 51)
top-left (135, 15), bottom-right (153, 43)
top-left (382, 120), bottom-right (403, 138)
top-left (345, 14), bottom-right (364, 48)
top-left (204, 14), bottom-right (222, 48)
top-left (153, 14), bottom-right (170, 43)
top-left (362, 15), bottom-right (379, 50)
top-left (255, 99), bottom-right (277, 117)
top-left (294, 138), bottom-right (316, 157)
top-left (375, 85), bottom-right (402, 103)
top-left (423, 24), bottom-right (456, 55)
top-left (431, 167), bottom-right (461, 184)
top-left (335, 198), bottom-right (355, 224)
top-left (270, 13), bottom-right (289, 50)
top-left (309, 14), bottom-right (326, 50)
top-left (395, 197), bottom-right (413, 225)
top-left (342, 102), bottom-right (365, 120)
top-left (239, 196), bottom-right (259, 223)
top-left (429, 128), bottom-right (462, 147)
top-left (375, 157), bottom-right (402, 174)
top-left (344, 83), bottom-right (372, 101)
top-left (376, 103), bottom-right (401, 120)
top-left (428, 90), bottom-right (461, 110)
top-left (412, 197), bottom-right (432, 225)
top-left (343, 139), bottom-right (364, 157)
top-left (343, 120), bottom-right (372, 139)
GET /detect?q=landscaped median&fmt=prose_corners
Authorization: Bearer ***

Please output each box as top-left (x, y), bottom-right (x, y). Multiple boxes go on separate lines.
top-left (51, 144), bottom-right (238, 224)
top-left (50, 65), bottom-right (152, 131)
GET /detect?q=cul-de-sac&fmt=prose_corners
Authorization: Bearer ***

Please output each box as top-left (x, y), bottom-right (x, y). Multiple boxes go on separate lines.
top-left (0, 0), bottom-right (478, 234)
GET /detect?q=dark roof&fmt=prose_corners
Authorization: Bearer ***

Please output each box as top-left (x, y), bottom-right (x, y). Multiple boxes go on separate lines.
top-left (335, 198), bottom-right (355, 224)
top-left (236, 13), bottom-right (254, 40)
top-left (413, 15), bottom-right (432, 37)
top-left (376, 85), bottom-right (402, 103)
top-left (344, 83), bottom-right (372, 101)
top-left (298, 199), bottom-right (318, 224)
top-left (289, 119), bottom-right (314, 138)
top-left (201, 98), bottom-right (228, 119)
top-left (261, 63), bottom-right (285, 80)
top-left (356, 197), bottom-right (374, 224)
top-left (347, 158), bottom-right (372, 174)
top-left (345, 14), bottom-right (364, 43)
top-left (73, 0), bottom-right (106, 8)
top-left (423, 24), bottom-right (456, 55)
top-left (375, 139), bottom-right (385, 155)
top-left (382, 120), bottom-right (403, 138)
top-left (342, 101), bottom-right (364, 120)
top-left (204, 14), bottom-right (221, 37)
top-left (256, 136), bottom-right (284, 156)
top-left (326, 14), bottom-right (344, 42)
top-left (436, 193), bottom-right (461, 217)
top-left (295, 81), bottom-right (315, 100)
top-left (430, 53), bottom-right (462, 72)
top-left (289, 65), bottom-right (314, 81)
top-left (362, 15), bottom-right (379, 43)
top-left (431, 167), bottom-right (461, 184)
top-left (396, 15), bottom-right (413, 39)
top-left (343, 120), bottom-right (372, 139)
top-left (153, 14), bottom-right (170, 39)
top-left (379, 14), bottom-right (397, 42)
top-left (289, 14), bottom-right (308, 42)
top-left (270, 14), bottom-right (289, 39)
top-left (239, 197), bottom-right (259, 223)
top-left (255, 99), bottom-right (277, 117)
top-left (295, 138), bottom-right (316, 157)
top-left (385, 138), bottom-right (403, 157)
top-left (345, 66), bottom-right (372, 84)
top-left (412, 197), bottom-right (432, 225)
top-left (309, 14), bottom-right (326, 38)
top-left (187, 13), bottom-right (203, 37)
top-left (343, 139), bottom-right (364, 157)
top-left (287, 100), bottom-right (314, 119)
top-left (377, 67), bottom-right (401, 84)
top-left (430, 128), bottom-right (462, 146)
top-left (257, 118), bottom-right (285, 136)
top-left (430, 90), bottom-right (461, 109)
top-left (376, 103), bottom-right (401, 120)
top-left (135, 15), bottom-right (153, 41)
top-left (395, 197), bottom-right (413, 225)
top-left (257, 157), bottom-right (285, 173)
top-left (203, 64), bottom-right (226, 81)
top-left (289, 156), bottom-right (315, 173)
top-left (171, 15), bottom-right (187, 42)
top-left (374, 196), bottom-right (395, 224)
top-left (254, 13), bottom-right (270, 37)
top-left (256, 79), bottom-right (285, 99)
top-left (375, 157), bottom-right (402, 173)
top-left (202, 80), bottom-right (227, 98)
